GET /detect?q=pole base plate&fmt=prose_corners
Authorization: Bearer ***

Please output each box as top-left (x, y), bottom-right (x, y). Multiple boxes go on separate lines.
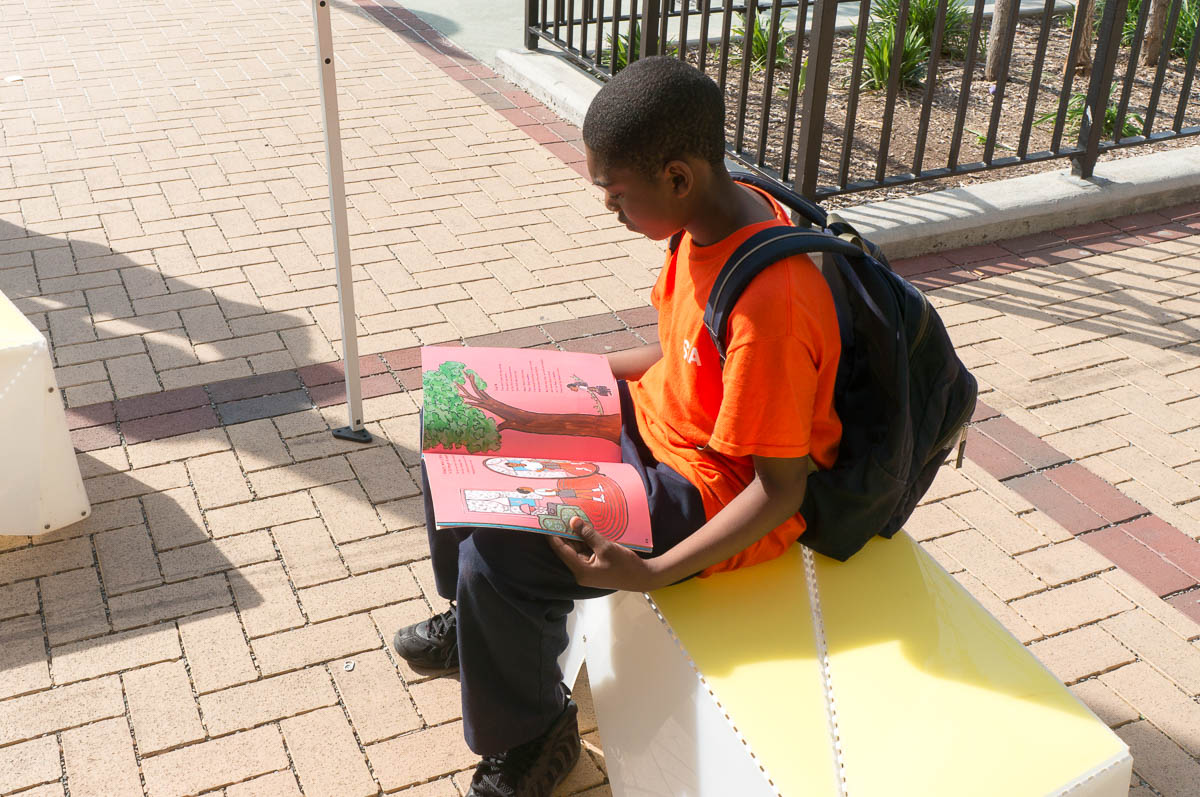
top-left (332, 426), bottom-right (373, 444)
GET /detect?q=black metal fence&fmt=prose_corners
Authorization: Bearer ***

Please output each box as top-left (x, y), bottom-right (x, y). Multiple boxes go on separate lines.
top-left (525, 0), bottom-right (1200, 199)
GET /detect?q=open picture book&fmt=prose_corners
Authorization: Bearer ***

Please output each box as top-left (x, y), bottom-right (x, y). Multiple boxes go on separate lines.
top-left (421, 346), bottom-right (653, 552)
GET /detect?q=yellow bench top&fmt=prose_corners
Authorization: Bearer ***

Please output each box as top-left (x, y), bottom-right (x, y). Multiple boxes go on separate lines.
top-left (650, 532), bottom-right (1128, 796)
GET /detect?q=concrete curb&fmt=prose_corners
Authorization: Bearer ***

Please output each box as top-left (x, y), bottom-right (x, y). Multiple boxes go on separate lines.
top-left (495, 48), bottom-right (602, 129)
top-left (838, 146), bottom-right (1200, 258)
top-left (496, 46), bottom-right (1200, 259)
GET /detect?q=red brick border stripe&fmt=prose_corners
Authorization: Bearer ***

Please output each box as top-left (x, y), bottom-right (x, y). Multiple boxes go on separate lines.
top-left (968, 399), bottom-right (1200, 620)
top-left (61, 300), bottom-right (1200, 625)
top-left (64, 309), bottom-right (658, 450)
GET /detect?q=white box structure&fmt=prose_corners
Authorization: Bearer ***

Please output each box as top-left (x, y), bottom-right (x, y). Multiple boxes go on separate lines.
top-left (0, 291), bottom-right (90, 535)
top-left (573, 532), bottom-right (1132, 797)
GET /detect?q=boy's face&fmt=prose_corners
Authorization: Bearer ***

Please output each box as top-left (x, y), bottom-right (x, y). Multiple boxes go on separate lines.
top-left (586, 146), bottom-right (688, 242)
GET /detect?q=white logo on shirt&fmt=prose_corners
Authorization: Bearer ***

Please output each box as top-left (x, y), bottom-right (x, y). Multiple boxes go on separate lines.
top-left (682, 338), bottom-right (702, 366)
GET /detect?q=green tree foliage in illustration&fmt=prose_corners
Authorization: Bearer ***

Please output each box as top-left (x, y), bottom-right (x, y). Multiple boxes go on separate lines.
top-left (423, 361), bottom-right (622, 453)
top-left (423, 361), bottom-right (502, 453)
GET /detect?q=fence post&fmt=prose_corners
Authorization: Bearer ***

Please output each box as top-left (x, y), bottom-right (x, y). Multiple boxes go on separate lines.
top-left (794, 0), bottom-right (838, 199)
top-left (1072, 0), bottom-right (1127, 177)
top-left (526, 0), bottom-right (541, 49)
top-left (640, 0), bottom-right (662, 58)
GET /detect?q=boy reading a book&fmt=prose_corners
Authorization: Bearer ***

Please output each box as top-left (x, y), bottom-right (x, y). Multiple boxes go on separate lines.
top-left (393, 56), bottom-right (842, 797)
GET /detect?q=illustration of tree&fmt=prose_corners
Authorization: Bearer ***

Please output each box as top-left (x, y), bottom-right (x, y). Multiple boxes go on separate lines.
top-left (423, 361), bottom-right (621, 453)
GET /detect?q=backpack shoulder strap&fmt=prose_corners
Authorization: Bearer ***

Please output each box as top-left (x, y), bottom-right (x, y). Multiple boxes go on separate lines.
top-left (728, 171), bottom-right (890, 267)
top-left (671, 172), bottom-right (853, 254)
top-left (703, 226), bottom-right (868, 365)
top-left (728, 170), bottom-right (827, 229)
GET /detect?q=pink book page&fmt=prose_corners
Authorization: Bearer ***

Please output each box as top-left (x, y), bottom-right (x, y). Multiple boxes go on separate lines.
top-left (423, 453), bottom-right (653, 552)
top-left (421, 346), bottom-right (621, 462)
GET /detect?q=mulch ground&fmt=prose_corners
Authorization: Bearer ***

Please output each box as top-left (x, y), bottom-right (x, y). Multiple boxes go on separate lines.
top-left (690, 13), bottom-right (1198, 206)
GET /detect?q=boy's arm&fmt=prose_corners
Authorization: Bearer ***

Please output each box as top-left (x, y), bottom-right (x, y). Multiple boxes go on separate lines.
top-left (550, 454), bottom-right (810, 591)
top-left (606, 343), bottom-right (662, 382)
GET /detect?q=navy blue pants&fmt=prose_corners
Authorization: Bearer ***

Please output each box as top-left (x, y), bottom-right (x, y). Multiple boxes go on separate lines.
top-left (422, 382), bottom-right (707, 755)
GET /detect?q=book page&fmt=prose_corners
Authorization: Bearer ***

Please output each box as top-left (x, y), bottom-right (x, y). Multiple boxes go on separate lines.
top-left (421, 346), bottom-right (621, 462)
top-left (423, 453), bottom-right (653, 552)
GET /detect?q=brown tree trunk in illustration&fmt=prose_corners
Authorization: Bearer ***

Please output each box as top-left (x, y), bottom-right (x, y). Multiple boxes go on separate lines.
top-left (1064, 0), bottom-right (1096, 76)
top-left (1141, 0), bottom-right (1170, 66)
top-left (985, 0), bottom-right (1020, 80)
top-left (457, 374), bottom-right (622, 444)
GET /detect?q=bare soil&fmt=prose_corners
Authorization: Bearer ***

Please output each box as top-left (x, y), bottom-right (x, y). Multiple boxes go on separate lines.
top-left (691, 14), bottom-right (1199, 208)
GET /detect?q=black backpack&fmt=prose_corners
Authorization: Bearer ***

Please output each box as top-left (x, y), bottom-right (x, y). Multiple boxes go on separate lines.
top-left (686, 171), bottom-right (978, 562)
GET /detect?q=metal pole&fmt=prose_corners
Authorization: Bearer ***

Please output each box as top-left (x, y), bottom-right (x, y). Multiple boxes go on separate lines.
top-left (1072, 0), bottom-right (1127, 178)
top-left (527, 0), bottom-right (541, 49)
top-left (794, 0), bottom-right (837, 199)
top-left (313, 0), bottom-right (371, 444)
top-left (640, 0), bottom-right (660, 59)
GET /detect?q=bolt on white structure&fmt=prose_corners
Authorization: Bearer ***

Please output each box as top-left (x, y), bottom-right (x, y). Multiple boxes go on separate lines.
top-left (313, 0), bottom-right (371, 443)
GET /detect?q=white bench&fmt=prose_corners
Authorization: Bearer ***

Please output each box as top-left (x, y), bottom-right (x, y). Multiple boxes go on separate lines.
top-left (562, 531), bottom-right (1131, 797)
top-left (0, 290), bottom-right (90, 535)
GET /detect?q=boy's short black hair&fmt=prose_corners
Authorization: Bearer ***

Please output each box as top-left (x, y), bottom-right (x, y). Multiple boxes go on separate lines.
top-left (583, 56), bottom-right (726, 177)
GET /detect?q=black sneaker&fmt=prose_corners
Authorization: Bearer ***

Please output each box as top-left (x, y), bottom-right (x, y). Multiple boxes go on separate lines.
top-left (393, 603), bottom-right (458, 670)
top-left (468, 700), bottom-right (581, 797)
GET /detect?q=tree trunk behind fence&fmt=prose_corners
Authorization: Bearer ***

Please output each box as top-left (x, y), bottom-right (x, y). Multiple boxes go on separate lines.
top-left (985, 0), bottom-right (1020, 80)
top-left (1141, 0), bottom-right (1170, 66)
top-left (1064, 0), bottom-right (1096, 76)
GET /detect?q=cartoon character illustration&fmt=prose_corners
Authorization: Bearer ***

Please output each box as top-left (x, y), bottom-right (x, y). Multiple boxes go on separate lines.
top-left (484, 457), bottom-right (599, 479)
top-left (567, 375), bottom-right (611, 414)
top-left (461, 472), bottom-right (629, 543)
top-left (566, 378), bottom-right (611, 397)
top-left (463, 489), bottom-right (552, 516)
top-left (515, 485), bottom-right (606, 503)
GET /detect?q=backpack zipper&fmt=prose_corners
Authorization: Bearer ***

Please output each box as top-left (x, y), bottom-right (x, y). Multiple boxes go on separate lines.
top-left (907, 297), bottom-right (932, 360)
top-left (929, 392), bottom-right (976, 466)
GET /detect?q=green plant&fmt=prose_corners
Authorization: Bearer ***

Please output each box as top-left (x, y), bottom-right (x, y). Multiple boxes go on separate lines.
top-left (1125, 0), bottom-right (1142, 43)
top-left (606, 22), bottom-right (641, 72)
top-left (1094, 0), bottom-right (1141, 44)
top-left (604, 22), bottom-right (677, 72)
top-left (873, 0), bottom-right (972, 57)
top-left (965, 126), bottom-right (1016, 149)
top-left (1095, 0), bottom-right (1196, 56)
top-left (731, 9), bottom-right (792, 71)
top-left (1173, 0), bottom-right (1197, 58)
top-left (851, 22), bottom-right (930, 90)
top-left (775, 59), bottom-right (809, 97)
top-left (1033, 91), bottom-right (1145, 139)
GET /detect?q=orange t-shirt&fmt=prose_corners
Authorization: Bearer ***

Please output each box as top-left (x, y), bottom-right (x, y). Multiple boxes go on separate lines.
top-left (627, 188), bottom-right (842, 577)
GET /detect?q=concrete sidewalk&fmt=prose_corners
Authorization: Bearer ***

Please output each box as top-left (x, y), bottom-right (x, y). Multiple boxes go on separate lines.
top-left (1, 1), bottom-right (1199, 795)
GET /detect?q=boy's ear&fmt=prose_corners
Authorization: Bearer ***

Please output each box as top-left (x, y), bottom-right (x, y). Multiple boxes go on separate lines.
top-left (663, 159), bottom-right (694, 198)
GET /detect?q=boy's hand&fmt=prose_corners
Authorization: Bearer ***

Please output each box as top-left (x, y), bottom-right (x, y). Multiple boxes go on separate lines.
top-left (549, 516), bottom-right (661, 592)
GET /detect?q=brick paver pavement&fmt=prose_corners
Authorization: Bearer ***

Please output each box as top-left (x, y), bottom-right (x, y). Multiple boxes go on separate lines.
top-left (1, 0), bottom-right (652, 408)
top-left (3, 0), bottom-right (1200, 795)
